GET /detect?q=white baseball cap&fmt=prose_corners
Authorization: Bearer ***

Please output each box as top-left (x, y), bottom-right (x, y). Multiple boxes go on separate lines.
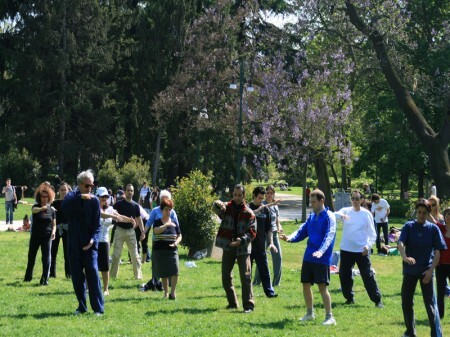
top-left (96, 187), bottom-right (109, 197)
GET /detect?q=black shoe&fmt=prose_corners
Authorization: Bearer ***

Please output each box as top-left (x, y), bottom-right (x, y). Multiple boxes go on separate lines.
top-left (345, 299), bottom-right (354, 305)
top-left (243, 307), bottom-right (254, 313)
top-left (169, 294), bottom-right (176, 300)
top-left (226, 304), bottom-right (238, 309)
top-left (267, 293), bottom-right (278, 298)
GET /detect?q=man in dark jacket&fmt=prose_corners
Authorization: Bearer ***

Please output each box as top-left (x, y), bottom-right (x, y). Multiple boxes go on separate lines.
top-left (62, 170), bottom-right (103, 316)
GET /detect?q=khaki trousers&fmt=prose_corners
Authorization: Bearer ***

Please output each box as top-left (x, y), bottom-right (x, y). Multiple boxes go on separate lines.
top-left (110, 227), bottom-right (142, 279)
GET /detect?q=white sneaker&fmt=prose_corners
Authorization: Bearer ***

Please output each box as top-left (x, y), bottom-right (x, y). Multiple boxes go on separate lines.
top-left (322, 316), bottom-right (337, 326)
top-left (300, 313), bottom-right (315, 321)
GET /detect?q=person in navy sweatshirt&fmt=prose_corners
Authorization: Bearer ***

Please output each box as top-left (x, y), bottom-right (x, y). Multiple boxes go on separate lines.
top-left (280, 189), bottom-right (337, 326)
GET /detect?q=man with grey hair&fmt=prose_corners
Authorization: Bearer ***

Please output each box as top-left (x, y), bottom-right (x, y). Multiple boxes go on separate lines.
top-left (62, 170), bottom-right (104, 316)
top-left (110, 183), bottom-right (145, 279)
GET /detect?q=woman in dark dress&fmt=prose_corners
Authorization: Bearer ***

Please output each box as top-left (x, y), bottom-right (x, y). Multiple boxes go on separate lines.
top-left (24, 183), bottom-right (56, 285)
top-left (50, 182), bottom-right (72, 278)
top-left (152, 198), bottom-right (182, 299)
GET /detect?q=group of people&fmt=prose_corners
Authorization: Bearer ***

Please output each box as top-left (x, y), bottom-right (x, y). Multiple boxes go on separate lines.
top-left (215, 184), bottom-right (449, 337)
top-left (22, 171), bottom-right (182, 315)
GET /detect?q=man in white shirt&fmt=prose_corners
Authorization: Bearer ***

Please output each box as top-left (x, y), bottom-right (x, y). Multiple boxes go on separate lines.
top-left (336, 190), bottom-right (383, 308)
top-left (371, 194), bottom-right (390, 255)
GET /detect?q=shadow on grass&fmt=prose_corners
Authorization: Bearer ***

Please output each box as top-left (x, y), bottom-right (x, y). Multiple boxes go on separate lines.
top-left (392, 318), bottom-right (433, 327)
top-left (243, 318), bottom-right (291, 330)
top-left (145, 307), bottom-right (218, 315)
top-left (0, 312), bottom-right (70, 320)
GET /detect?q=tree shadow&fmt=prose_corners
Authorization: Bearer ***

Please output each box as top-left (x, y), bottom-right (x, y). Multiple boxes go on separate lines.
top-left (243, 318), bottom-right (291, 330)
top-left (145, 307), bottom-right (218, 315)
top-left (0, 312), bottom-right (70, 320)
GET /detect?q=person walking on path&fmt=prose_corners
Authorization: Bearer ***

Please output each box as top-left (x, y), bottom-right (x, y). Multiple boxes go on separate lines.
top-left (62, 170), bottom-right (104, 316)
top-left (398, 199), bottom-right (446, 337)
top-left (215, 184), bottom-right (256, 313)
top-left (335, 190), bottom-right (383, 308)
top-left (280, 189), bottom-right (337, 326)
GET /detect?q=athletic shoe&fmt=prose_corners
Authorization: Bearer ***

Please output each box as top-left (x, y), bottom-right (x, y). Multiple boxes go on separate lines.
top-left (322, 316), bottom-right (337, 326)
top-left (345, 299), bottom-right (355, 305)
top-left (243, 307), bottom-right (254, 313)
top-left (103, 290), bottom-right (109, 296)
top-left (73, 309), bottom-right (86, 316)
top-left (300, 313), bottom-right (315, 321)
top-left (375, 302), bottom-right (384, 308)
top-left (94, 312), bottom-right (103, 317)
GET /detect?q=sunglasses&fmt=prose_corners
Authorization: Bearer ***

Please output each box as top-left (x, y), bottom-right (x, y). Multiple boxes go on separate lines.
top-left (85, 184), bottom-right (94, 188)
top-left (100, 195), bottom-right (109, 199)
top-left (351, 197), bottom-right (361, 201)
top-left (41, 195), bottom-right (49, 198)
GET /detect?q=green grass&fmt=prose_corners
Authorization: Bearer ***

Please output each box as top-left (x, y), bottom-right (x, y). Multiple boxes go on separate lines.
top-left (1, 219), bottom-right (449, 336)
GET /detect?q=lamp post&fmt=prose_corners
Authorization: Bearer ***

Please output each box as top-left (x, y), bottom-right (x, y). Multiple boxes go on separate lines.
top-left (230, 59), bottom-right (254, 184)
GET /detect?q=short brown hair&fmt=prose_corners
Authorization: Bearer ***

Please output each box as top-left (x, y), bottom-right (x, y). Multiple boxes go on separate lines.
top-left (160, 198), bottom-right (174, 210)
top-left (371, 193), bottom-right (380, 201)
top-left (415, 198), bottom-right (431, 213)
top-left (443, 207), bottom-right (450, 218)
top-left (310, 189), bottom-right (325, 202)
top-left (35, 182), bottom-right (56, 204)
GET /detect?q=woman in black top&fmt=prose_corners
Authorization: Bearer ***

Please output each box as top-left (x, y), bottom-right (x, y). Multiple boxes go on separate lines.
top-left (24, 183), bottom-right (56, 285)
top-left (50, 182), bottom-right (71, 278)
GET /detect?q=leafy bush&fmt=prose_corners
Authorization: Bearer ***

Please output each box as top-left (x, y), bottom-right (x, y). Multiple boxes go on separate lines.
top-left (97, 159), bottom-right (122, 190)
top-left (387, 199), bottom-right (412, 218)
top-left (172, 170), bottom-right (217, 254)
top-left (118, 155), bottom-right (151, 201)
top-left (0, 148), bottom-right (41, 191)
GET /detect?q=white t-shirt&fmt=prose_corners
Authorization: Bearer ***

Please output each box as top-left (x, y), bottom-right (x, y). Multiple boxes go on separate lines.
top-left (371, 199), bottom-right (390, 223)
top-left (99, 206), bottom-right (114, 243)
top-left (336, 207), bottom-right (376, 253)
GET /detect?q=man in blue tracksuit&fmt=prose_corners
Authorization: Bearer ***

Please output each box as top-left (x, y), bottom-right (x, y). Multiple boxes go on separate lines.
top-left (62, 170), bottom-right (104, 316)
top-left (281, 189), bottom-right (337, 326)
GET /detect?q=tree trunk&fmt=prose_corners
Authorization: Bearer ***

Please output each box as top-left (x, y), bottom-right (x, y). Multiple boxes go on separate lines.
top-left (58, 0), bottom-right (67, 179)
top-left (341, 159), bottom-right (348, 190)
top-left (329, 162), bottom-right (340, 189)
top-left (345, 2), bottom-right (450, 199)
top-left (314, 156), bottom-right (334, 211)
top-left (418, 168), bottom-right (425, 198)
top-left (301, 161), bottom-right (308, 222)
top-left (400, 172), bottom-right (409, 200)
top-left (152, 128), bottom-right (162, 187)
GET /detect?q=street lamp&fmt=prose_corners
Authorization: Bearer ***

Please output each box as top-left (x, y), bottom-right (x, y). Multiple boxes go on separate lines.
top-left (230, 59), bottom-right (254, 184)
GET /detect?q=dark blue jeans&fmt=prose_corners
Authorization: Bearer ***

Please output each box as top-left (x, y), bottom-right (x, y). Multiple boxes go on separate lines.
top-left (251, 249), bottom-right (275, 297)
top-left (5, 200), bottom-right (14, 224)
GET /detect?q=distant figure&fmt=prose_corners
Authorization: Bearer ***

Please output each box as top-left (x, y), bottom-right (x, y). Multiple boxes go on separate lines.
top-left (2, 178), bottom-right (17, 224)
top-left (430, 182), bottom-right (437, 197)
top-left (305, 186), bottom-right (311, 207)
top-left (371, 194), bottom-right (390, 255)
top-left (139, 182), bottom-right (150, 205)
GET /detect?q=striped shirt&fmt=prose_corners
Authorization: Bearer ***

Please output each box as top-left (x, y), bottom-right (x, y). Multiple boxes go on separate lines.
top-left (153, 218), bottom-right (180, 251)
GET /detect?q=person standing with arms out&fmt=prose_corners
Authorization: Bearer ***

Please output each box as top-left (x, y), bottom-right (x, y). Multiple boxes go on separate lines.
top-left (110, 184), bottom-right (145, 280)
top-left (215, 184), bottom-right (256, 313)
top-left (62, 170), bottom-right (104, 315)
top-left (398, 199), bottom-right (446, 337)
top-left (2, 178), bottom-right (17, 225)
top-left (248, 186), bottom-right (278, 298)
top-left (280, 189), bottom-right (337, 325)
top-left (50, 182), bottom-right (72, 278)
top-left (23, 183), bottom-right (56, 285)
top-left (335, 190), bottom-right (383, 308)
top-left (371, 193), bottom-right (390, 255)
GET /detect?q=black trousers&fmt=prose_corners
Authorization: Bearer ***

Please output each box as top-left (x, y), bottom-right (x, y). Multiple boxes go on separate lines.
top-left (50, 229), bottom-right (70, 278)
top-left (436, 264), bottom-right (450, 319)
top-left (339, 250), bottom-right (382, 304)
top-left (376, 222), bottom-right (388, 252)
top-left (251, 249), bottom-right (275, 297)
top-left (401, 273), bottom-right (442, 337)
top-left (24, 233), bottom-right (52, 283)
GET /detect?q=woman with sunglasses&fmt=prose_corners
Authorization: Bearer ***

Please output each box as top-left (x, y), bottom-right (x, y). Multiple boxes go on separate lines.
top-left (428, 195), bottom-right (444, 223)
top-left (24, 182), bottom-right (56, 285)
top-left (50, 182), bottom-right (72, 278)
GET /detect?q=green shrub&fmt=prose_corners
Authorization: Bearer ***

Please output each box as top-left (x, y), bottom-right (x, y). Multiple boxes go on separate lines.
top-left (118, 155), bottom-right (151, 201)
top-left (0, 148), bottom-right (41, 190)
top-left (97, 159), bottom-right (122, 190)
top-left (172, 170), bottom-right (217, 254)
top-left (388, 199), bottom-right (412, 218)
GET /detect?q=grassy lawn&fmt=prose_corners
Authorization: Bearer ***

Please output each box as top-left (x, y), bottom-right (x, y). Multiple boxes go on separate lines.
top-left (1, 219), bottom-right (449, 336)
